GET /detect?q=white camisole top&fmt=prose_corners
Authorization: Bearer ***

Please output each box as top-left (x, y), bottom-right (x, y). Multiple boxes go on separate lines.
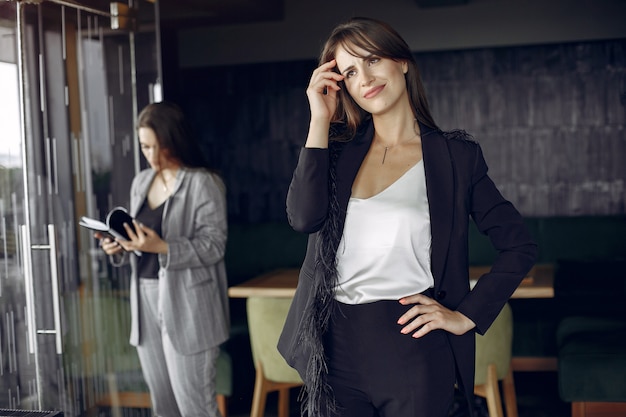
top-left (334, 159), bottom-right (434, 304)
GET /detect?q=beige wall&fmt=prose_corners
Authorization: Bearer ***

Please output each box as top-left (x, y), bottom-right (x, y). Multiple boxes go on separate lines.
top-left (177, 0), bottom-right (626, 68)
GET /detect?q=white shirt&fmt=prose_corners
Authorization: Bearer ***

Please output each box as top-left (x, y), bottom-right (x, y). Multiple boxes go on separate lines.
top-left (334, 160), bottom-right (434, 304)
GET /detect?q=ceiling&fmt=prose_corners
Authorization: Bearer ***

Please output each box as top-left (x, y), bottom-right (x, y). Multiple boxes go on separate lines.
top-left (79, 0), bottom-right (467, 29)
top-left (76, 0), bottom-right (284, 29)
top-left (153, 0), bottom-right (467, 27)
top-left (155, 0), bottom-right (284, 27)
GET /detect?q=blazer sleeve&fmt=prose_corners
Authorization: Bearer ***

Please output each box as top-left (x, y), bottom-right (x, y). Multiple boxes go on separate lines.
top-left (457, 144), bottom-right (538, 334)
top-left (286, 147), bottom-right (330, 233)
top-left (161, 173), bottom-right (228, 270)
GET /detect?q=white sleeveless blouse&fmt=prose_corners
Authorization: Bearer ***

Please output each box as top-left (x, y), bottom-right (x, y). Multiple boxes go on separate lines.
top-left (334, 160), bottom-right (434, 304)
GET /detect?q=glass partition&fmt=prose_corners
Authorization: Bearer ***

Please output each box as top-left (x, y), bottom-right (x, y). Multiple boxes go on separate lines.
top-left (0, 0), bottom-right (160, 414)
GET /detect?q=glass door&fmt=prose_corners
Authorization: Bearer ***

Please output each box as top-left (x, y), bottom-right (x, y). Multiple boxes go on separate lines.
top-left (0, 0), bottom-right (160, 414)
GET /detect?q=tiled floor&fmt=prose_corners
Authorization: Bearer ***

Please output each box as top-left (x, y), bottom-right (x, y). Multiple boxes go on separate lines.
top-left (225, 371), bottom-right (570, 417)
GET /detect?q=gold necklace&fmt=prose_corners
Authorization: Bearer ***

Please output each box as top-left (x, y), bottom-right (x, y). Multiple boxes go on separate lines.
top-left (380, 133), bottom-right (419, 164)
top-left (160, 172), bottom-right (175, 192)
top-left (377, 119), bottom-right (420, 165)
top-left (380, 125), bottom-right (420, 165)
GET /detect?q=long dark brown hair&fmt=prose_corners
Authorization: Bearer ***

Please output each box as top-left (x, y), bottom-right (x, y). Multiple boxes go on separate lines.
top-left (319, 17), bottom-right (439, 140)
top-left (137, 101), bottom-right (208, 169)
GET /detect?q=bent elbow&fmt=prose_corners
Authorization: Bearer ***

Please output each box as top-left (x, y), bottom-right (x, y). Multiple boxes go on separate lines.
top-left (287, 211), bottom-right (325, 234)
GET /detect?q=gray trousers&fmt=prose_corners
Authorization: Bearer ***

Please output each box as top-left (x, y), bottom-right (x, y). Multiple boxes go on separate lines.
top-left (136, 278), bottom-right (221, 417)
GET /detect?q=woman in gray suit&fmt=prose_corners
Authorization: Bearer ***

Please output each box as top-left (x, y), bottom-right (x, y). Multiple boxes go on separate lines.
top-left (278, 17), bottom-right (537, 417)
top-left (97, 101), bottom-right (229, 417)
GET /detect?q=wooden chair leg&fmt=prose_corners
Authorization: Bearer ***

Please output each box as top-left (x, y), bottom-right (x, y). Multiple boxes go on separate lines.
top-left (278, 387), bottom-right (291, 417)
top-left (501, 366), bottom-right (518, 417)
top-left (216, 394), bottom-right (227, 417)
top-left (484, 364), bottom-right (505, 417)
top-left (104, 373), bottom-right (122, 417)
top-left (250, 362), bottom-right (269, 417)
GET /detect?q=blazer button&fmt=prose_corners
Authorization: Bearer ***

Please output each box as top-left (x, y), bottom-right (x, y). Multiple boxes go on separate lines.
top-left (436, 290), bottom-right (447, 300)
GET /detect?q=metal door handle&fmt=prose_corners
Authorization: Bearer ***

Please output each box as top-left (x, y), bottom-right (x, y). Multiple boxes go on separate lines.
top-left (20, 225), bottom-right (37, 354)
top-left (32, 224), bottom-right (63, 354)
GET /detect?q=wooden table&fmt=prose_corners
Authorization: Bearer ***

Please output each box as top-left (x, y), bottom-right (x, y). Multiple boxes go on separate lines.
top-left (470, 264), bottom-right (554, 299)
top-left (228, 263), bottom-right (557, 372)
top-left (228, 268), bottom-right (300, 298)
top-left (228, 264), bottom-right (555, 299)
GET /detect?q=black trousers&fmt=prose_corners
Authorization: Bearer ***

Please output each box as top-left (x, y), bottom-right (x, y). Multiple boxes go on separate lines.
top-left (324, 298), bottom-right (456, 417)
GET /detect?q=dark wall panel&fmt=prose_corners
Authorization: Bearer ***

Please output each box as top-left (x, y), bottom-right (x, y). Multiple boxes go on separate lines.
top-left (176, 39), bottom-right (626, 223)
top-left (420, 41), bottom-right (626, 216)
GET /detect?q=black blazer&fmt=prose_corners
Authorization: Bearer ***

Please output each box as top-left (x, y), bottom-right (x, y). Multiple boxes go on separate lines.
top-left (278, 120), bottom-right (537, 398)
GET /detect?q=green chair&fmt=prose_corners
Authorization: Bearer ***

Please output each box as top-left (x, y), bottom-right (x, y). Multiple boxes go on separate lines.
top-left (247, 297), bottom-right (303, 417)
top-left (475, 303), bottom-right (518, 417)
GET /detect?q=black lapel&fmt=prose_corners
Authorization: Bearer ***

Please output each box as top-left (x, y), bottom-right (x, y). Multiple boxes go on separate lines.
top-left (422, 127), bottom-right (454, 285)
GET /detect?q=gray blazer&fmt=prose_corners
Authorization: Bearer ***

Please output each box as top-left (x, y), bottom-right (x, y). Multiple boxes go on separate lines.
top-left (118, 167), bottom-right (230, 355)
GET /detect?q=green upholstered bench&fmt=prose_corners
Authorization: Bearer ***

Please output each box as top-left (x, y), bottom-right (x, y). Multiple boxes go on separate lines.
top-left (552, 256), bottom-right (626, 417)
top-left (468, 216), bottom-right (626, 373)
top-left (557, 316), bottom-right (626, 417)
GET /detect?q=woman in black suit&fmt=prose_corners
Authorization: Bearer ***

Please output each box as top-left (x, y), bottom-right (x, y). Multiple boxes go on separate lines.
top-left (278, 17), bottom-right (537, 417)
